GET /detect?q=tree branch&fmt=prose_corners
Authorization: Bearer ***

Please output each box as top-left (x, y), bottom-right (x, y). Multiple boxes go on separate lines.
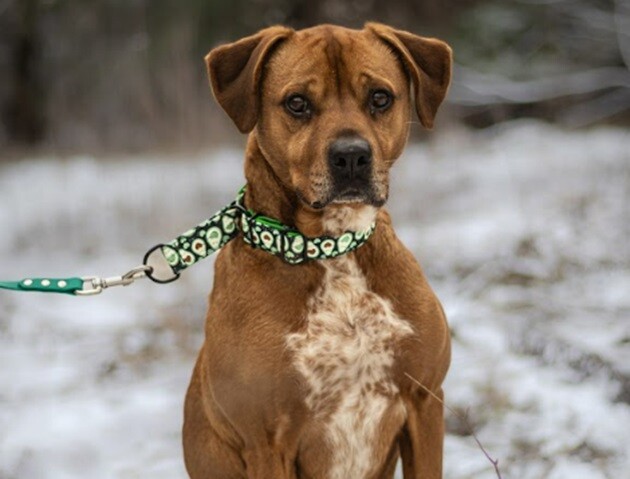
top-left (404, 372), bottom-right (503, 479)
top-left (449, 64), bottom-right (630, 106)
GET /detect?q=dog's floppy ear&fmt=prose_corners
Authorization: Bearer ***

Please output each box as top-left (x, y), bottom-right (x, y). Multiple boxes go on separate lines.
top-left (205, 26), bottom-right (293, 133)
top-left (366, 23), bottom-right (452, 129)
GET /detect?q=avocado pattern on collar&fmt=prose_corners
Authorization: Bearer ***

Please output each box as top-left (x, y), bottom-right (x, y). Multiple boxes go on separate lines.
top-left (160, 186), bottom-right (376, 273)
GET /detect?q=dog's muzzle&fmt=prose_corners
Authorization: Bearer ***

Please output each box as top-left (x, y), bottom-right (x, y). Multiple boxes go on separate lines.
top-left (328, 136), bottom-right (375, 204)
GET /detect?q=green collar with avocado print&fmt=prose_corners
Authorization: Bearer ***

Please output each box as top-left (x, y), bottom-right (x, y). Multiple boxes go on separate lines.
top-left (149, 186), bottom-right (376, 281)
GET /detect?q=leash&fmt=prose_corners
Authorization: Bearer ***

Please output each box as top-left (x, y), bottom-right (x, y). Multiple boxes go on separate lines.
top-left (0, 186), bottom-right (376, 296)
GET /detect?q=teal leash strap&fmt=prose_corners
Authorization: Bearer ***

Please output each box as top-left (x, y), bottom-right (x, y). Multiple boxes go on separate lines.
top-left (0, 277), bottom-right (84, 295)
top-left (0, 266), bottom-right (151, 296)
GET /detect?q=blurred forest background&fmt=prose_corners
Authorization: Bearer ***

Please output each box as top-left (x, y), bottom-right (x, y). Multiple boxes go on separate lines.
top-left (2, 3), bottom-right (630, 477)
top-left (1, 0), bottom-right (629, 154)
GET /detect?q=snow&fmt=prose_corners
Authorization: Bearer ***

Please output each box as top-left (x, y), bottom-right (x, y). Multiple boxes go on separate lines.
top-left (1, 121), bottom-right (629, 478)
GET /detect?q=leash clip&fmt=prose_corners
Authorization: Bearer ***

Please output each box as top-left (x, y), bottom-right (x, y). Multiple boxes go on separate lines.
top-left (77, 265), bottom-right (152, 296)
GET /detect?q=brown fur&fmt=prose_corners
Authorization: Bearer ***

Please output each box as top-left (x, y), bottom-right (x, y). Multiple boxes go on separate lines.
top-left (184, 23), bottom-right (452, 478)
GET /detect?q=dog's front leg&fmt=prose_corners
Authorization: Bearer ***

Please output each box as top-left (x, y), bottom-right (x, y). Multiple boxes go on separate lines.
top-left (242, 445), bottom-right (298, 479)
top-left (399, 388), bottom-right (445, 479)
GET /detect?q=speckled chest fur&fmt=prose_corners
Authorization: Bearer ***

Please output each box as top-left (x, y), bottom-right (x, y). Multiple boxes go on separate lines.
top-left (286, 207), bottom-right (414, 478)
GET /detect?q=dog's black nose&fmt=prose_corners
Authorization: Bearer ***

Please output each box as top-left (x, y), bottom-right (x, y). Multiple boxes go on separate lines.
top-left (328, 137), bottom-right (372, 180)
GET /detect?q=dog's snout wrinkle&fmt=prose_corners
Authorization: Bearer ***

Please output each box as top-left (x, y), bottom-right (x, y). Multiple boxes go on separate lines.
top-left (328, 137), bottom-right (372, 181)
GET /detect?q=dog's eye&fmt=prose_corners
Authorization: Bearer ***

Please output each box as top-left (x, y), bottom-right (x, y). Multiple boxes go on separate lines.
top-left (370, 90), bottom-right (393, 112)
top-left (285, 95), bottom-right (311, 118)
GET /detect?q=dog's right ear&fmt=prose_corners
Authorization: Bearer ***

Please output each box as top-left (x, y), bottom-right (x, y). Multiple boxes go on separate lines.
top-left (205, 26), bottom-right (293, 133)
top-left (366, 23), bottom-right (452, 129)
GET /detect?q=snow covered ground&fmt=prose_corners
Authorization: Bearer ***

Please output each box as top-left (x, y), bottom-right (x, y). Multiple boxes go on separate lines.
top-left (1, 120), bottom-right (628, 479)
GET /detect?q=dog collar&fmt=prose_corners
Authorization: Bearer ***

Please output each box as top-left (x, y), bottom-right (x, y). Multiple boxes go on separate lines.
top-left (144, 186), bottom-right (376, 282)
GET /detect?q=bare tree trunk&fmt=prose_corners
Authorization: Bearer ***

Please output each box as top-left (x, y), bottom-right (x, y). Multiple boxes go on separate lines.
top-left (3, 0), bottom-right (45, 146)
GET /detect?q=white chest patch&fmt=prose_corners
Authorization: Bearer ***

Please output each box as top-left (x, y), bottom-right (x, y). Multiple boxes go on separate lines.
top-left (286, 250), bottom-right (414, 479)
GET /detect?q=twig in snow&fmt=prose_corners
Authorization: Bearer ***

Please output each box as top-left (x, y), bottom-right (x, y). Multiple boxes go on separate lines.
top-left (404, 372), bottom-right (504, 479)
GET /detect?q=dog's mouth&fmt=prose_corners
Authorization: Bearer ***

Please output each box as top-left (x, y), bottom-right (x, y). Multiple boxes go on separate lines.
top-left (298, 185), bottom-right (386, 210)
top-left (331, 188), bottom-right (372, 205)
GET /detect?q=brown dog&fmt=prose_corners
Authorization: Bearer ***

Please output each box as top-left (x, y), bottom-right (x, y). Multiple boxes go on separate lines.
top-left (183, 23), bottom-right (452, 479)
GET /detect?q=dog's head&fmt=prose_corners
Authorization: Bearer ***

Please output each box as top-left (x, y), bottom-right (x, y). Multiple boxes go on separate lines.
top-left (206, 23), bottom-right (451, 210)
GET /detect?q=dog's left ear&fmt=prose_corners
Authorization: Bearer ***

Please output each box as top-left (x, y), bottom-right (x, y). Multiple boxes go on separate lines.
top-left (205, 26), bottom-right (293, 133)
top-left (366, 23), bottom-right (452, 129)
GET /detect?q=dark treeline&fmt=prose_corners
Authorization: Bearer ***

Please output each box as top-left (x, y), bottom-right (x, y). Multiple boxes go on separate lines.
top-left (1, 0), bottom-right (628, 153)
